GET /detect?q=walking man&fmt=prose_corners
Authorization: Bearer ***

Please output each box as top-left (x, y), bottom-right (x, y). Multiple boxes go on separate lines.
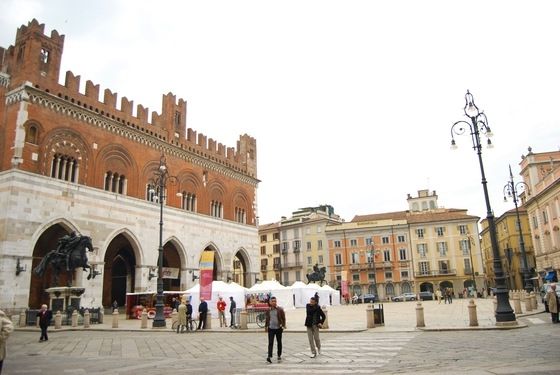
top-left (546, 284), bottom-right (559, 323)
top-left (0, 309), bottom-right (14, 374)
top-left (229, 296), bottom-right (237, 328)
top-left (265, 296), bottom-right (286, 363)
top-left (198, 297), bottom-right (208, 330)
top-left (177, 299), bottom-right (187, 333)
top-left (217, 297), bottom-right (227, 327)
top-left (435, 289), bottom-right (442, 304)
top-left (305, 296), bottom-right (325, 358)
top-left (37, 304), bottom-right (52, 342)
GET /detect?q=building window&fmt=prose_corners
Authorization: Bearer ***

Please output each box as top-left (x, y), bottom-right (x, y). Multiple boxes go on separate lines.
top-left (350, 239), bottom-right (357, 247)
top-left (281, 230), bottom-right (287, 240)
top-left (235, 207), bottom-right (246, 223)
top-left (283, 272), bottom-right (289, 283)
top-left (25, 124), bottom-right (39, 144)
top-left (210, 200), bottom-right (223, 218)
top-left (416, 229), bottom-right (424, 238)
top-left (273, 233), bottom-right (280, 240)
top-left (397, 235), bottom-right (406, 243)
top-left (180, 192), bottom-right (196, 212)
top-left (464, 258), bottom-right (472, 273)
top-left (307, 256), bottom-right (312, 265)
top-left (401, 271), bottom-right (409, 279)
top-left (419, 261), bottom-right (430, 275)
top-left (260, 235), bottom-right (267, 242)
top-left (318, 240), bottom-right (323, 250)
top-left (174, 111), bottom-right (181, 129)
top-left (399, 248), bottom-right (407, 260)
top-left (351, 253), bottom-right (359, 264)
top-left (306, 241), bottom-right (312, 251)
top-left (282, 242), bottom-right (289, 251)
top-left (417, 243), bottom-right (428, 257)
top-left (273, 244), bottom-right (280, 254)
top-left (318, 255), bottom-right (323, 264)
top-left (385, 271), bottom-right (393, 279)
top-left (383, 250), bottom-right (391, 262)
top-left (382, 237), bottom-right (390, 244)
top-left (352, 274), bottom-right (360, 281)
top-left (293, 240), bottom-right (301, 251)
top-left (458, 225), bottom-right (468, 235)
top-left (532, 216), bottom-right (538, 228)
top-left (334, 240), bottom-right (341, 248)
top-left (368, 273), bottom-right (375, 280)
top-left (260, 246), bottom-right (266, 255)
top-left (51, 154), bottom-right (79, 183)
top-left (386, 284), bottom-right (395, 295)
top-left (365, 237), bottom-right (373, 246)
top-left (335, 253), bottom-right (342, 265)
top-left (293, 228), bottom-right (299, 237)
top-left (146, 183), bottom-right (158, 202)
top-left (436, 227), bottom-right (445, 236)
top-left (460, 239), bottom-right (470, 256)
top-left (543, 210), bottom-right (549, 224)
top-left (437, 242), bottom-right (448, 256)
top-left (295, 271), bottom-right (301, 281)
top-left (438, 260), bottom-right (450, 273)
top-left (40, 48), bottom-right (50, 64)
top-left (104, 171), bottom-right (126, 194)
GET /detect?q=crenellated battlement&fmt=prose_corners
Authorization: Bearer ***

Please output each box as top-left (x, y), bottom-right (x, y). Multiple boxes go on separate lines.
top-left (1, 20), bottom-right (257, 177)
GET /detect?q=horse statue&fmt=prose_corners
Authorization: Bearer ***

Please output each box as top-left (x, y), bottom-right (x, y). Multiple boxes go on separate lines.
top-left (306, 264), bottom-right (326, 286)
top-left (34, 234), bottom-right (96, 287)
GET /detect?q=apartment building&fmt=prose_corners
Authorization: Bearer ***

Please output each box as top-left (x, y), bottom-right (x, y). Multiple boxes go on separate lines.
top-left (258, 222), bottom-right (281, 281)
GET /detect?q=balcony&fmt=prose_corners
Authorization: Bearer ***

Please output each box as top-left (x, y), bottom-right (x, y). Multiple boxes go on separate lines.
top-left (283, 262), bottom-right (302, 269)
top-left (281, 248), bottom-right (288, 254)
top-left (293, 248), bottom-right (300, 253)
top-left (260, 265), bottom-right (267, 271)
top-left (273, 264), bottom-right (281, 271)
top-left (416, 269), bottom-right (457, 277)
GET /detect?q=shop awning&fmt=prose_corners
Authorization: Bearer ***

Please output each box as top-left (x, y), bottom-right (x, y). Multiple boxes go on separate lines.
top-left (544, 271), bottom-right (556, 281)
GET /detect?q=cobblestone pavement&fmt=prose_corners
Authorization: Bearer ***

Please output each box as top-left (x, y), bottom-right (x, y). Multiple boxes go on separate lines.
top-left (4, 313), bottom-right (560, 374)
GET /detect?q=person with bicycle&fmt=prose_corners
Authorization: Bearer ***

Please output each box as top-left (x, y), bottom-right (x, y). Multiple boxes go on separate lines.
top-left (264, 296), bottom-right (286, 363)
top-left (176, 300), bottom-right (187, 333)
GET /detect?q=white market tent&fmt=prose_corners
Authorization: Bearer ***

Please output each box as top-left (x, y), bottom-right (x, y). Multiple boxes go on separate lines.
top-left (320, 284), bottom-right (341, 306)
top-left (247, 280), bottom-right (294, 309)
top-left (183, 281), bottom-right (246, 318)
top-left (290, 281), bottom-right (330, 307)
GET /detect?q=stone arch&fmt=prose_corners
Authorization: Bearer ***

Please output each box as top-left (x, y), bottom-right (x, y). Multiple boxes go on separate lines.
top-left (198, 242), bottom-right (223, 282)
top-left (401, 281), bottom-right (412, 293)
top-left (385, 283), bottom-right (395, 296)
top-left (40, 128), bottom-right (91, 184)
top-left (232, 189), bottom-right (250, 223)
top-left (440, 280), bottom-right (454, 292)
top-left (232, 247), bottom-right (253, 287)
top-left (24, 119), bottom-right (44, 144)
top-left (419, 282), bottom-right (434, 292)
top-left (96, 144), bottom-right (137, 194)
top-left (162, 236), bottom-right (186, 291)
top-left (368, 283), bottom-right (378, 295)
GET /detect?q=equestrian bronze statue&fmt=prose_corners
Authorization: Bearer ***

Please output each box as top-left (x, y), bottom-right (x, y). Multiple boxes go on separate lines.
top-left (34, 233), bottom-right (96, 286)
top-left (306, 263), bottom-right (326, 286)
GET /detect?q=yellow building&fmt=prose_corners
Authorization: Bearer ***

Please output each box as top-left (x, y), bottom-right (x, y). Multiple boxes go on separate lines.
top-left (258, 222), bottom-right (281, 281)
top-left (480, 207), bottom-right (535, 290)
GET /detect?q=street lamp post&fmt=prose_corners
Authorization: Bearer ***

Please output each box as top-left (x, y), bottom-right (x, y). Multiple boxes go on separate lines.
top-left (503, 164), bottom-right (532, 293)
top-left (466, 235), bottom-right (477, 293)
top-left (149, 154), bottom-right (179, 328)
top-left (450, 91), bottom-right (516, 324)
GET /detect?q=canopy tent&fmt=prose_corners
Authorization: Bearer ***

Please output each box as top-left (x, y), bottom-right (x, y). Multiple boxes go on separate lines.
top-left (320, 284), bottom-right (341, 306)
top-left (247, 280), bottom-right (294, 309)
top-left (290, 281), bottom-right (330, 307)
top-left (183, 280), bottom-right (246, 318)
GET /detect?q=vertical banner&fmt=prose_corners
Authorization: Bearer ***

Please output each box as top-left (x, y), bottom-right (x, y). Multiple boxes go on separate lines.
top-left (341, 271), bottom-right (349, 302)
top-left (199, 251), bottom-right (214, 300)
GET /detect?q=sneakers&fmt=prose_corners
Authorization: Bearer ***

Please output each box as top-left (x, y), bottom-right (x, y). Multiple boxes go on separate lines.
top-left (266, 357), bottom-right (272, 363)
top-left (310, 353), bottom-right (317, 358)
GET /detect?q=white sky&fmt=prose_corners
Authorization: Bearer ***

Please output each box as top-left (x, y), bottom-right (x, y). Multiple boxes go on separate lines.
top-left (1, 0), bottom-right (559, 225)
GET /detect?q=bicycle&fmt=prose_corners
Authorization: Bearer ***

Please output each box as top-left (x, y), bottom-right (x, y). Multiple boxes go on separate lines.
top-left (171, 316), bottom-right (197, 332)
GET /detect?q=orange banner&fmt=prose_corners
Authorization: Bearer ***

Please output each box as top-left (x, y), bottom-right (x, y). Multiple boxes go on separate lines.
top-left (200, 251), bottom-right (214, 300)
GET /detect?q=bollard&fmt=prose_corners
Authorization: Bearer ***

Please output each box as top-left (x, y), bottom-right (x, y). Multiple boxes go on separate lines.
top-left (205, 312), bottom-right (212, 329)
top-left (54, 311), bottom-right (62, 329)
top-left (239, 310), bottom-right (248, 330)
top-left (524, 293), bottom-right (533, 312)
top-left (530, 292), bottom-right (537, 311)
top-left (520, 290), bottom-right (526, 302)
top-left (415, 302), bottom-right (425, 328)
top-left (19, 310), bottom-right (26, 328)
top-left (171, 308), bottom-right (178, 329)
top-left (468, 299), bottom-right (478, 326)
top-left (366, 304), bottom-right (375, 328)
top-left (512, 291), bottom-right (522, 314)
top-left (112, 308), bottom-right (119, 328)
top-left (99, 309), bottom-right (104, 324)
top-left (71, 310), bottom-right (78, 327)
top-left (322, 307), bottom-right (329, 329)
top-left (84, 309), bottom-right (90, 328)
top-left (493, 296), bottom-right (497, 312)
top-left (141, 309), bottom-right (148, 329)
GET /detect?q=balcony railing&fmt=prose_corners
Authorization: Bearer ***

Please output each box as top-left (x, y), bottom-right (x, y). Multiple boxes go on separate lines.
top-left (282, 262), bottom-right (302, 269)
top-left (416, 269), bottom-right (457, 277)
top-left (273, 264), bottom-right (281, 270)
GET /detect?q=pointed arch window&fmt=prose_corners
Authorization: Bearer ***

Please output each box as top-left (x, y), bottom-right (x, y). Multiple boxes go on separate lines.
top-left (235, 207), bottom-right (246, 224)
top-left (25, 124), bottom-right (39, 144)
top-left (104, 171), bottom-right (127, 194)
top-left (211, 200), bottom-right (223, 218)
top-left (180, 191), bottom-right (197, 212)
top-left (50, 153), bottom-right (78, 183)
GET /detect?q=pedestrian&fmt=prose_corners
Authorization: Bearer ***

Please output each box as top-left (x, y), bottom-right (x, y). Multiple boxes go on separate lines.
top-left (217, 296), bottom-right (227, 327)
top-left (185, 299), bottom-right (193, 330)
top-left (0, 309), bottom-right (14, 374)
top-left (198, 297), bottom-right (208, 330)
top-left (305, 296), bottom-right (326, 358)
top-left (172, 297), bottom-right (180, 312)
top-left (177, 299), bottom-right (187, 333)
top-left (229, 296), bottom-right (237, 328)
top-left (435, 289), bottom-right (442, 304)
top-left (545, 283), bottom-right (559, 323)
top-left (446, 288), bottom-right (453, 304)
top-left (265, 296), bottom-right (286, 363)
top-left (37, 304), bottom-right (52, 342)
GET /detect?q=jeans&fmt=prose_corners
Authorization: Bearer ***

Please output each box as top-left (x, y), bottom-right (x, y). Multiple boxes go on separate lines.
top-left (218, 311), bottom-right (226, 327)
top-left (40, 324), bottom-right (49, 340)
top-left (306, 325), bottom-right (321, 354)
top-left (267, 328), bottom-right (283, 358)
top-left (198, 312), bottom-right (207, 330)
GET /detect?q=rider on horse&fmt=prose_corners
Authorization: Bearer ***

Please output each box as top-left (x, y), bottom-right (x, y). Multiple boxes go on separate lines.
top-left (55, 231), bottom-right (81, 270)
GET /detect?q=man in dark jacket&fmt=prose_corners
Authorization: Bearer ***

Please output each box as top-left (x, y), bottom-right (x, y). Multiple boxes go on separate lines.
top-left (304, 297), bottom-right (325, 358)
top-left (198, 298), bottom-right (208, 330)
top-left (37, 304), bottom-right (52, 342)
top-left (229, 296), bottom-right (237, 328)
top-left (264, 296), bottom-right (286, 363)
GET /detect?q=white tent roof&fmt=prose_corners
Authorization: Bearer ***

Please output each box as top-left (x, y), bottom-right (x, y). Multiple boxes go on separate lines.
top-left (247, 280), bottom-right (294, 309)
top-left (182, 281), bottom-right (246, 318)
top-left (248, 280), bottom-right (287, 292)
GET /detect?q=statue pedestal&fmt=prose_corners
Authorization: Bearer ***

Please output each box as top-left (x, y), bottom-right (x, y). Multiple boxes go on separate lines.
top-left (45, 287), bottom-right (85, 311)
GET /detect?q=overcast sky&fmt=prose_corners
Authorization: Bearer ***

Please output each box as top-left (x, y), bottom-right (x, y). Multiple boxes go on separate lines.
top-left (2, 1), bottom-right (559, 225)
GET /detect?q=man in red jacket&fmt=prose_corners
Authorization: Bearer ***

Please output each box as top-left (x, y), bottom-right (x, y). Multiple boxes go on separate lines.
top-left (265, 296), bottom-right (286, 363)
top-left (217, 297), bottom-right (227, 327)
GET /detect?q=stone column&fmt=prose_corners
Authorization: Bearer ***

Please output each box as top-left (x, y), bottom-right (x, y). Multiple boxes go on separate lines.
top-left (19, 311), bottom-right (26, 328)
top-left (112, 309), bottom-right (119, 328)
top-left (322, 308), bottom-right (329, 329)
top-left (71, 310), bottom-right (78, 327)
top-left (141, 309), bottom-right (148, 329)
top-left (239, 310), bottom-right (248, 330)
top-left (84, 309), bottom-right (90, 328)
top-left (54, 311), bottom-right (62, 329)
top-left (524, 293), bottom-right (533, 312)
top-left (512, 291), bottom-right (522, 315)
top-left (468, 299), bottom-right (478, 326)
top-left (415, 302), bottom-right (425, 328)
top-left (205, 312), bottom-right (212, 329)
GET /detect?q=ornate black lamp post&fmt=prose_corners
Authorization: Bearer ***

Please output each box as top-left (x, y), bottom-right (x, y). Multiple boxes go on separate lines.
top-left (450, 91), bottom-right (516, 323)
top-left (503, 164), bottom-right (532, 293)
top-left (149, 154), bottom-right (179, 328)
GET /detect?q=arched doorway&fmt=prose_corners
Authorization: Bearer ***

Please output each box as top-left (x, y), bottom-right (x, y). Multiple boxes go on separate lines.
top-left (385, 283), bottom-right (395, 296)
top-left (29, 224), bottom-right (72, 308)
top-left (199, 245), bottom-right (223, 282)
top-left (162, 242), bottom-right (182, 291)
top-left (233, 249), bottom-right (251, 287)
top-left (420, 282), bottom-right (434, 292)
top-left (351, 284), bottom-right (362, 296)
top-left (401, 282), bottom-right (412, 293)
top-left (368, 283), bottom-right (378, 295)
top-left (103, 234), bottom-right (137, 307)
top-left (440, 280), bottom-right (453, 292)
